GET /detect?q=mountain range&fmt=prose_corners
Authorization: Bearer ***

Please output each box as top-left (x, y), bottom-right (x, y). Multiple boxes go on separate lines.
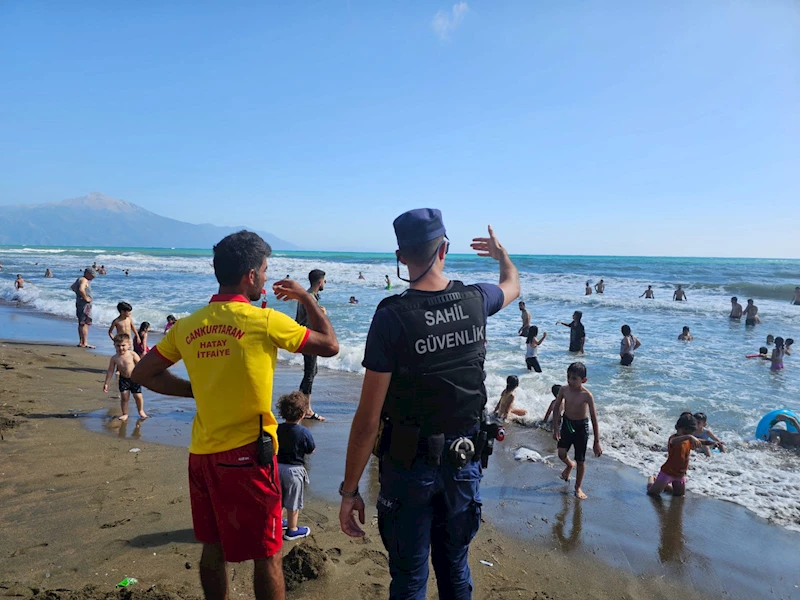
top-left (0, 193), bottom-right (296, 250)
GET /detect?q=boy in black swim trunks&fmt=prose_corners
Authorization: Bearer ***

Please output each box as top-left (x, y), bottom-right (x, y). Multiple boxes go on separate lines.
top-left (552, 362), bottom-right (602, 499)
top-left (103, 333), bottom-right (148, 421)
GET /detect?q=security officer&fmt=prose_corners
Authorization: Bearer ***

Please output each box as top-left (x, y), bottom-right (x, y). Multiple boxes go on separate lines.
top-left (338, 209), bottom-right (520, 600)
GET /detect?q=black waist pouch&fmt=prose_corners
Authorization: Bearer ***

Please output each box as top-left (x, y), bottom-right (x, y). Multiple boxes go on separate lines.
top-left (388, 422), bottom-right (420, 469)
top-left (257, 415), bottom-right (275, 467)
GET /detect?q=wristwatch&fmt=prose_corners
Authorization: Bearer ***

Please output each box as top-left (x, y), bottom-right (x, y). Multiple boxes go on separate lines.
top-left (339, 481), bottom-right (359, 498)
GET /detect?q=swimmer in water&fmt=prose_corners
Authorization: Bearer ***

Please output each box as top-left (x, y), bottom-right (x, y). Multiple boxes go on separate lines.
top-left (766, 334), bottom-right (775, 346)
top-left (792, 286), bottom-right (800, 305)
top-left (44, 268), bottom-right (53, 278)
top-left (768, 414), bottom-right (800, 449)
top-left (673, 285), bottom-right (687, 301)
top-left (385, 274), bottom-right (392, 290)
top-left (585, 281), bottom-right (592, 296)
top-left (678, 326), bottom-right (693, 341)
top-left (729, 297), bottom-right (743, 320)
top-left (492, 375), bottom-right (527, 421)
top-left (358, 271), bottom-right (365, 280)
top-left (349, 296), bottom-right (359, 304)
top-left (744, 299), bottom-right (759, 326)
top-left (594, 279), bottom-right (605, 294)
top-left (14, 274), bottom-right (26, 290)
top-left (640, 285), bottom-right (655, 299)
top-left (770, 337), bottom-right (785, 371)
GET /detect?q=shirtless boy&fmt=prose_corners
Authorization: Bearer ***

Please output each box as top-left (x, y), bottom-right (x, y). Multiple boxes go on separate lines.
top-left (108, 302), bottom-right (141, 346)
top-left (14, 274), bottom-right (26, 290)
top-left (553, 362), bottom-right (602, 499)
top-left (640, 285), bottom-right (655, 299)
top-left (743, 299), bottom-right (759, 326)
top-left (103, 333), bottom-right (147, 421)
top-left (518, 301), bottom-right (531, 336)
top-left (673, 285), bottom-right (687, 301)
top-left (729, 297), bottom-right (743, 320)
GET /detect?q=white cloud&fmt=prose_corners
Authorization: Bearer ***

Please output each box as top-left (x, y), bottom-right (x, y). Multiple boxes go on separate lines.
top-left (432, 2), bottom-right (469, 41)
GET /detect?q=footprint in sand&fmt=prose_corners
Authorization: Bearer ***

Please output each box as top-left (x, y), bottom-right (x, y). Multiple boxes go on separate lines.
top-left (100, 518), bottom-right (131, 529)
top-left (8, 542), bottom-right (48, 557)
top-left (301, 508), bottom-right (329, 525)
top-left (345, 549), bottom-right (389, 568)
top-left (359, 582), bottom-right (387, 600)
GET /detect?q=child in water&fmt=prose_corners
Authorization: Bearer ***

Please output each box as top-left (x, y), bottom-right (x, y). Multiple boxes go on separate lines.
top-left (785, 338), bottom-right (793, 356)
top-left (542, 384), bottom-right (562, 425)
top-left (678, 326), bottom-right (693, 341)
top-left (647, 413), bottom-right (713, 496)
top-left (134, 322), bottom-right (150, 357)
top-left (493, 375), bottom-right (527, 422)
top-left (770, 337), bottom-right (785, 371)
top-left (164, 314), bottom-right (177, 333)
top-left (524, 326), bottom-right (547, 373)
top-left (693, 412), bottom-right (725, 456)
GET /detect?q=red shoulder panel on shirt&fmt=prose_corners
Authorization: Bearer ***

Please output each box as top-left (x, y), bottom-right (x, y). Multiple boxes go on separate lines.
top-left (295, 328), bottom-right (311, 353)
top-left (151, 346), bottom-right (175, 365)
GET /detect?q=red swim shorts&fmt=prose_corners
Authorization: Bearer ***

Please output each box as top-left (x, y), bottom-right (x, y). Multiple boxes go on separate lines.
top-left (189, 441), bottom-right (282, 562)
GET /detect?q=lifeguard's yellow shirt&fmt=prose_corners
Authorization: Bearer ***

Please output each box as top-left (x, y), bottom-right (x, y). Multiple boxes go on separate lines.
top-left (153, 294), bottom-right (309, 455)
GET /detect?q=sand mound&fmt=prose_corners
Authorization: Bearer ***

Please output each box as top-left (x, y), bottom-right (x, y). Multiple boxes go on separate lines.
top-left (282, 540), bottom-right (329, 591)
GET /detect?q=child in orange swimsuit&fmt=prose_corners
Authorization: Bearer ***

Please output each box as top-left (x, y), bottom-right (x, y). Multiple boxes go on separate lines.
top-left (647, 413), bottom-right (713, 496)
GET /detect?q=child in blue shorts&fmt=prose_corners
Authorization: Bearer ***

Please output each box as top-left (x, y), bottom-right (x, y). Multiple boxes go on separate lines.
top-left (277, 391), bottom-right (316, 541)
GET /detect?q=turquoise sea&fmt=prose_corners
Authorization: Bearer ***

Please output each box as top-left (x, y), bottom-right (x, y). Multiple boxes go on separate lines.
top-left (2, 245), bottom-right (799, 531)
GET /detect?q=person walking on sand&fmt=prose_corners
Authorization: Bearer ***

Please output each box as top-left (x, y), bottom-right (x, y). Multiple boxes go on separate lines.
top-left (730, 297), bottom-right (743, 320)
top-left (640, 285), bottom-right (655, 299)
top-left (553, 362), bottom-right (602, 499)
top-left (518, 301), bottom-right (531, 337)
top-left (132, 230), bottom-right (339, 600)
top-left (338, 209), bottom-right (520, 600)
top-left (673, 285), bottom-right (687, 301)
top-left (70, 267), bottom-right (96, 348)
top-left (296, 269), bottom-right (328, 421)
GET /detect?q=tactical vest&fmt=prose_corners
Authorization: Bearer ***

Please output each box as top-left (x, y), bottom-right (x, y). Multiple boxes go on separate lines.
top-left (379, 281), bottom-right (488, 436)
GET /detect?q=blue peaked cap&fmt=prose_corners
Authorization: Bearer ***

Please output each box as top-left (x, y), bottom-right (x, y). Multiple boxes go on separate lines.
top-left (393, 208), bottom-right (447, 248)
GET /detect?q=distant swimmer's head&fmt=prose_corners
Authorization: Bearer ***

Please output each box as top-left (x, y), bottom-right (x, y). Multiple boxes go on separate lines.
top-left (693, 412), bottom-right (707, 428)
top-left (676, 413), bottom-right (697, 435)
top-left (567, 362), bottom-right (587, 387)
top-left (309, 269), bottom-right (326, 291)
top-left (585, 280), bottom-right (591, 286)
top-left (621, 324), bottom-right (631, 336)
top-left (505, 375), bottom-right (519, 391)
top-left (573, 310), bottom-right (583, 322)
top-left (775, 337), bottom-right (785, 348)
top-left (393, 208), bottom-right (448, 282)
top-left (682, 326), bottom-right (690, 333)
top-left (213, 231), bottom-right (271, 302)
top-left (731, 296), bottom-right (738, 303)
top-left (647, 285), bottom-right (652, 289)
top-left (786, 338), bottom-right (794, 348)
top-left (551, 384), bottom-right (561, 398)
top-left (766, 334), bottom-right (775, 344)
top-left (117, 301), bottom-right (133, 315)
top-left (759, 346), bottom-right (769, 355)
top-left (747, 299), bottom-right (754, 305)
top-left (519, 301), bottom-right (526, 310)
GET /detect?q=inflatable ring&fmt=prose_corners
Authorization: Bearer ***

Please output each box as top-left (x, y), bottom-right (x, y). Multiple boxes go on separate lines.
top-left (755, 409), bottom-right (800, 441)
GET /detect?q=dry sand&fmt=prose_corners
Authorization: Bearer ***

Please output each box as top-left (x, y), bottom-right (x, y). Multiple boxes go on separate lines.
top-left (0, 340), bottom-right (763, 599)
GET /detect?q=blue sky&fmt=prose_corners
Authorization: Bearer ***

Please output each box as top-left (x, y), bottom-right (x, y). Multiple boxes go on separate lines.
top-left (1, 1), bottom-right (798, 257)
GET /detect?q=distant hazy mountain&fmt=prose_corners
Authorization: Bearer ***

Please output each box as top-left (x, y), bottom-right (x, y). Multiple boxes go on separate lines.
top-left (0, 193), bottom-right (297, 250)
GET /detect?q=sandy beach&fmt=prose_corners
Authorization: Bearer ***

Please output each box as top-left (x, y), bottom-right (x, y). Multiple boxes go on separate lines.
top-left (2, 336), bottom-right (799, 600)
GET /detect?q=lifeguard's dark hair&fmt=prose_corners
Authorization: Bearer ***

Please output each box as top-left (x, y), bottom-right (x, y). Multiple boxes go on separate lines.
top-left (213, 231), bottom-right (271, 286)
top-left (278, 391), bottom-right (309, 422)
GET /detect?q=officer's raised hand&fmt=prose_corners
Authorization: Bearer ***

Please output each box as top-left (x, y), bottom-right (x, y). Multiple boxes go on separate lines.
top-left (470, 225), bottom-right (506, 260)
top-left (339, 491), bottom-right (366, 537)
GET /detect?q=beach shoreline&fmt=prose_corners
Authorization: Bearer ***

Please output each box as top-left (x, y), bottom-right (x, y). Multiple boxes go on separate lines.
top-left (2, 337), bottom-right (799, 599)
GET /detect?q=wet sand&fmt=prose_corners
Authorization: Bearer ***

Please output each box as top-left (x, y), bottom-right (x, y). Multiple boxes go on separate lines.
top-left (1, 334), bottom-right (799, 599)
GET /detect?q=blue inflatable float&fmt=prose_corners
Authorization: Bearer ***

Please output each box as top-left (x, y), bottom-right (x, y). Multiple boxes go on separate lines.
top-left (755, 409), bottom-right (800, 441)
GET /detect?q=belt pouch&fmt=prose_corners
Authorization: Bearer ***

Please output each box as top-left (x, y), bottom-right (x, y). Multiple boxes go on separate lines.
top-left (425, 433), bottom-right (445, 467)
top-left (372, 417), bottom-right (389, 458)
top-left (257, 415), bottom-right (275, 467)
top-left (388, 422), bottom-right (420, 469)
